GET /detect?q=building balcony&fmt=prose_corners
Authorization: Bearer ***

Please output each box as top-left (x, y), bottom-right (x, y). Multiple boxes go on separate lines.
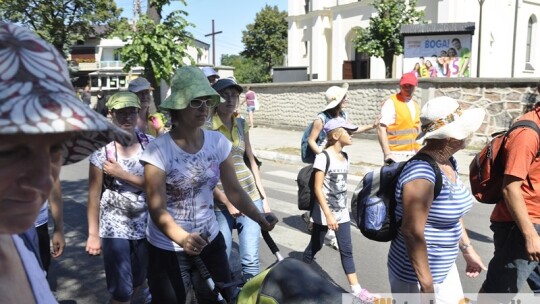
top-left (99, 61), bottom-right (125, 69)
top-left (77, 62), bottom-right (98, 71)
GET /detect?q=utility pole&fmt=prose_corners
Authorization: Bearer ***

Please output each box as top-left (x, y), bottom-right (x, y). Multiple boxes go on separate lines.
top-left (205, 20), bottom-right (222, 66)
top-left (477, 0), bottom-right (485, 77)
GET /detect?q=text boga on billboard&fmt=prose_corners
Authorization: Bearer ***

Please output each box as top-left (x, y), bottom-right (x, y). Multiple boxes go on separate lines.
top-left (403, 34), bottom-right (473, 78)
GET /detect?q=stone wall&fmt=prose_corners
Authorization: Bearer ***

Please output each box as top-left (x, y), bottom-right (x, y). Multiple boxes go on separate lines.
top-left (245, 78), bottom-right (540, 145)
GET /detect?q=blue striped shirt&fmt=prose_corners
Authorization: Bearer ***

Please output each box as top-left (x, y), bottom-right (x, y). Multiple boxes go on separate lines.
top-left (387, 158), bottom-right (473, 284)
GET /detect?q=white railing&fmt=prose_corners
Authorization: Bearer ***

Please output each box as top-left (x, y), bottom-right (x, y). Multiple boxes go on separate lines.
top-left (99, 61), bottom-right (125, 69)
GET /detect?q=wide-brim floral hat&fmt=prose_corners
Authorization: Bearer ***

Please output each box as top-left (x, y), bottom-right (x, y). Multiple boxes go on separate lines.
top-left (161, 66), bottom-right (221, 110)
top-left (0, 23), bottom-right (131, 165)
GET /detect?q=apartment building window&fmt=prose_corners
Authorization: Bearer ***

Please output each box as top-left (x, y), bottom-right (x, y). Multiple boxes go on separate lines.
top-left (525, 15), bottom-right (536, 70)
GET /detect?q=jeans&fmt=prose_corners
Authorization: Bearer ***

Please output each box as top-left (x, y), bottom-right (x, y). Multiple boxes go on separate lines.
top-left (101, 238), bottom-right (148, 302)
top-left (215, 199), bottom-right (263, 280)
top-left (303, 222), bottom-right (355, 274)
top-left (482, 222), bottom-right (540, 296)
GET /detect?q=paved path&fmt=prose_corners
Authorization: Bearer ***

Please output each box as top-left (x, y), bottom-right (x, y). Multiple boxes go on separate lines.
top-left (248, 126), bottom-right (478, 176)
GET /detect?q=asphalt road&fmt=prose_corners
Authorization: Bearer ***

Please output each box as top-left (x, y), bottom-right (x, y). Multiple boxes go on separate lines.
top-left (49, 158), bottom-right (527, 303)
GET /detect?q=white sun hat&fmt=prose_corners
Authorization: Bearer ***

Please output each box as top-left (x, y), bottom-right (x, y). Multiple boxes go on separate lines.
top-left (323, 83), bottom-right (349, 111)
top-left (416, 96), bottom-right (486, 142)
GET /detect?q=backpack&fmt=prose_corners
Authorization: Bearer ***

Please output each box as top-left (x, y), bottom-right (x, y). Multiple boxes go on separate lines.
top-left (296, 151), bottom-right (334, 211)
top-left (300, 112), bottom-right (332, 163)
top-left (351, 153), bottom-right (442, 242)
top-left (469, 120), bottom-right (540, 204)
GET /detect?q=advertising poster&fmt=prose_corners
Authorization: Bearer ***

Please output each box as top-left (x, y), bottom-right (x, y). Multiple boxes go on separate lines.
top-left (403, 34), bottom-right (472, 78)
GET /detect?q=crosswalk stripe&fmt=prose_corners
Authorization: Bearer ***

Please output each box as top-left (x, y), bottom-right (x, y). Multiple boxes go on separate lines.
top-left (265, 197), bottom-right (363, 253)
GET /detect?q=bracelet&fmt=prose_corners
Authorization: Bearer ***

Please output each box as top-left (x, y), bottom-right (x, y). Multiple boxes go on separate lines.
top-left (460, 243), bottom-right (472, 251)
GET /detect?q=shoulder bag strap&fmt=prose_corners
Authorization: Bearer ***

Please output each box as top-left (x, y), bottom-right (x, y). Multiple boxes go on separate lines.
top-left (409, 153), bottom-right (443, 199)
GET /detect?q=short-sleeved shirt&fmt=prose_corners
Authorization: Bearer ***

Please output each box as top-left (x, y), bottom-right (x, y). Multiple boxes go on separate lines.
top-left (89, 136), bottom-right (154, 240)
top-left (379, 96), bottom-right (417, 127)
top-left (245, 90), bottom-right (256, 107)
top-left (34, 201), bottom-right (48, 227)
top-left (207, 114), bottom-right (261, 209)
top-left (491, 110), bottom-right (540, 224)
top-left (310, 151), bottom-right (350, 225)
top-left (140, 130), bottom-right (232, 251)
top-left (12, 234), bottom-right (57, 303)
top-left (388, 158), bottom-right (474, 284)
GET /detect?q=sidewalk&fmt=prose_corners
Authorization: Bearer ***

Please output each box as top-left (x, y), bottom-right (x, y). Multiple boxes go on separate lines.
top-left (248, 126), bottom-right (478, 176)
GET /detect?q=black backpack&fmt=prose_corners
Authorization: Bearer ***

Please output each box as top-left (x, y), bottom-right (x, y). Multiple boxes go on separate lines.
top-left (351, 153), bottom-right (443, 242)
top-left (297, 151), bottom-right (348, 211)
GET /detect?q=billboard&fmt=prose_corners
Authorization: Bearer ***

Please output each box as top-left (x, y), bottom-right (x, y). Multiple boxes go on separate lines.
top-left (403, 34), bottom-right (473, 78)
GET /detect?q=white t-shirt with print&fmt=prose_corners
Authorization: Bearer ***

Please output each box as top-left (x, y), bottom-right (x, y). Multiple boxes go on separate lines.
top-left (89, 136), bottom-right (154, 240)
top-left (140, 130), bottom-right (232, 252)
top-left (310, 151), bottom-right (350, 225)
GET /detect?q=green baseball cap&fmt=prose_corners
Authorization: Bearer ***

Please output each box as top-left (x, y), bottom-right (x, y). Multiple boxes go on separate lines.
top-left (106, 91), bottom-right (141, 110)
top-left (161, 66), bottom-right (221, 110)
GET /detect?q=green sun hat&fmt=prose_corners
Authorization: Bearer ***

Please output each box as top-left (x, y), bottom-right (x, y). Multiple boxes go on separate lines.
top-left (161, 66), bottom-right (221, 110)
top-left (106, 91), bottom-right (141, 110)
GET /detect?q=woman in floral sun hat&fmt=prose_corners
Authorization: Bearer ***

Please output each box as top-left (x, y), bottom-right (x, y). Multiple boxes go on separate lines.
top-left (140, 66), bottom-right (278, 303)
top-left (0, 23), bottom-right (130, 303)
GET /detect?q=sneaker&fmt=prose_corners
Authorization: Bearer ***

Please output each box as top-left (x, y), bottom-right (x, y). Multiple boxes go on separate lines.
top-left (352, 288), bottom-right (377, 303)
top-left (325, 237), bottom-right (339, 250)
top-left (143, 287), bottom-right (152, 304)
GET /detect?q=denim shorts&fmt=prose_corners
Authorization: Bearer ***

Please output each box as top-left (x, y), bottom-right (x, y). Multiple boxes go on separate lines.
top-left (102, 238), bottom-right (148, 302)
top-left (247, 105), bottom-right (256, 113)
top-left (482, 222), bottom-right (540, 294)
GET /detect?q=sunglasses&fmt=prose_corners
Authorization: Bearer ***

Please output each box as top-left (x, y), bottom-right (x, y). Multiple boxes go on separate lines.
top-left (189, 98), bottom-right (214, 109)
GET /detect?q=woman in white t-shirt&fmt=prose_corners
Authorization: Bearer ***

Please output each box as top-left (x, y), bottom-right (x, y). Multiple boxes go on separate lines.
top-left (141, 66), bottom-right (277, 304)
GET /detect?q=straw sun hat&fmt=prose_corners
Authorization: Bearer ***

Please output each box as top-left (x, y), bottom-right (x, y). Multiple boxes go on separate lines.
top-left (323, 83), bottom-right (349, 111)
top-left (416, 96), bottom-right (486, 142)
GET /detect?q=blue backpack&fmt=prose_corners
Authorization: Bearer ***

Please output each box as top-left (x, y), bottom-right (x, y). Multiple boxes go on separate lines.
top-left (301, 111), bottom-right (347, 163)
top-left (351, 153), bottom-right (443, 242)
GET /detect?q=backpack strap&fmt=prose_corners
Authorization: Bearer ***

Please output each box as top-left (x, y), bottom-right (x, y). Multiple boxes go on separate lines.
top-left (502, 120), bottom-right (540, 188)
top-left (321, 150), bottom-right (330, 173)
top-left (506, 120), bottom-right (540, 157)
top-left (408, 153), bottom-right (443, 199)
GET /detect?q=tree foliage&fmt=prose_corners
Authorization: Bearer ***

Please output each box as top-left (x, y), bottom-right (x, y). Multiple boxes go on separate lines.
top-left (0, 0), bottom-right (122, 56)
top-left (113, 1), bottom-right (194, 103)
top-left (354, 0), bottom-right (424, 78)
top-left (241, 5), bottom-right (287, 78)
top-left (221, 54), bottom-right (270, 84)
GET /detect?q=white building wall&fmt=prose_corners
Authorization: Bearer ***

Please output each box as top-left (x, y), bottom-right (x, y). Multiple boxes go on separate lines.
top-left (287, 0), bottom-right (540, 80)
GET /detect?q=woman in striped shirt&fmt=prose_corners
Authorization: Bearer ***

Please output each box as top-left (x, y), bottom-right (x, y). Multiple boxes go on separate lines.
top-left (208, 78), bottom-right (271, 282)
top-left (388, 97), bottom-right (487, 303)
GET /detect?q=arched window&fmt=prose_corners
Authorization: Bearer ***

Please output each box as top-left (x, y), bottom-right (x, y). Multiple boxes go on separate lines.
top-left (525, 15), bottom-right (537, 70)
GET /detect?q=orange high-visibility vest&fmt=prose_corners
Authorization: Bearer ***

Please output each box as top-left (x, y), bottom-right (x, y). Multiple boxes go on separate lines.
top-left (386, 94), bottom-right (421, 152)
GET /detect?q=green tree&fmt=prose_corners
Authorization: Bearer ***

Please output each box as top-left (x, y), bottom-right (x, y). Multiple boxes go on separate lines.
top-left (221, 54), bottom-right (270, 83)
top-left (354, 0), bottom-right (424, 78)
top-left (241, 5), bottom-right (287, 80)
top-left (114, 0), bottom-right (194, 104)
top-left (0, 0), bottom-right (122, 56)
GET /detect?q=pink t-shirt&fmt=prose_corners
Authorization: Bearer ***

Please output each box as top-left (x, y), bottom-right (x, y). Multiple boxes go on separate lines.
top-left (245, 90), bottom-right (256, 106)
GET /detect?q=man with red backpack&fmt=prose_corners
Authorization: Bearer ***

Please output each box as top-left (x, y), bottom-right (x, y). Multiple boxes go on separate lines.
top-left (479, 82), bottom-right (540, 299)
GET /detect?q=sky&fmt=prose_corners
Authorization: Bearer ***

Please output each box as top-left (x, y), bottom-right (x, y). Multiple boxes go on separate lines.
top-left (115, 0), bottom-right (287, 66)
